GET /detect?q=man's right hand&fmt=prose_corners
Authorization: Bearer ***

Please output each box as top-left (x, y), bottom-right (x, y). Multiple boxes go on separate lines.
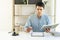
top-left (25, 27), bottom-right (32, 33)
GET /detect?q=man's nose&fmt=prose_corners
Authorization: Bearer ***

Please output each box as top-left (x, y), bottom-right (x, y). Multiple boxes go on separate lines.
top-left (38, 10), bottom-right (41, 12)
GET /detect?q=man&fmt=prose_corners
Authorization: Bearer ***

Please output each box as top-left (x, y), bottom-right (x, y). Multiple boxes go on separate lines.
top-left (24, 2), bottom-right (51, 33)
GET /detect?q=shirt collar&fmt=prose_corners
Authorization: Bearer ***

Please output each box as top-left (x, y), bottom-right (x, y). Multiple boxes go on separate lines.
top-left (35, 13), bottom-right (43, 19)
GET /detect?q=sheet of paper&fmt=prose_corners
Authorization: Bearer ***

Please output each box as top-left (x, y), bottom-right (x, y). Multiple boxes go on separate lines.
top-left (41, 24), bottom-right (59, 30)
top-left (49, 31), bottom-right (60, 37)
top-left (31, 32), bottom-right (44, 37)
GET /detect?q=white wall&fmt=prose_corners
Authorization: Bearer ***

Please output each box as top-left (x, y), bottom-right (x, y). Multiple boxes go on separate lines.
top-left (42, 0), bottom-right (54, 24)
top-left (55, 0), bottom-right (60, 32)
top-left (0, 0), bottom-right (12, 31)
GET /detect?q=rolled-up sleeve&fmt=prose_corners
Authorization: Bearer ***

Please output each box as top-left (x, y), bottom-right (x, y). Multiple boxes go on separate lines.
top-left (47, 16), bottom-right (51, 25)
top-left (24, 16), bottom-right (32, 29)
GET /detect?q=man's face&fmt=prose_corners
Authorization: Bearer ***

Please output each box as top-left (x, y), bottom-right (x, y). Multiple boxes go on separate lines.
top-left (36, 6), bottom-right (44, 16)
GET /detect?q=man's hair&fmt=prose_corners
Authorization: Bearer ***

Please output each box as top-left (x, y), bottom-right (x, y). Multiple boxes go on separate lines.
top-left (36, 2), bottom-right (45, 8)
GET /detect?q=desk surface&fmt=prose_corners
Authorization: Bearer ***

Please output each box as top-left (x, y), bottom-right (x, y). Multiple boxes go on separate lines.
top-left (0, 31), bottom-right (60, 40)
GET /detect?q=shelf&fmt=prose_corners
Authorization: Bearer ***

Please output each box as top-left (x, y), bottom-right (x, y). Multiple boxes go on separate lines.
top-left (15, 0), bottom-right (27, 4)
top-left (28, 0), bottom-right (42, 4)
top-left (14, 14), bottom-right (55, 16)
top-left (15, 4), bottom-right (35, 5)
top-left (14, 15), bottom-right (30, 16)
top-left (15, 5), bottom-right (35, 16)
top-left (15, 0), bottom-right (42, 4)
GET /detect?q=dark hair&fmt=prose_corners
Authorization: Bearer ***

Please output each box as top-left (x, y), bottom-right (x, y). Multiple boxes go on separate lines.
top-left (36, 2), bottom-right (45, 8)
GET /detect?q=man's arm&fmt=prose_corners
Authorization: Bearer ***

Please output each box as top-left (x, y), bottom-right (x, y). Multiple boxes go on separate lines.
top-left (45, 15), bottom-right (51, 32)
top-left (25, 27), bottom-right (32, 33)
top-left (46, 15), bottom-right (51, 25)
top-left (24, 16), bottom-right (32, 33)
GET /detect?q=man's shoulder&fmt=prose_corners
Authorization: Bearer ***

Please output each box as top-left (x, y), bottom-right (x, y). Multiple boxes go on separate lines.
top-left (43, 13), bottom-right (49, 17)
top-left (29, 14), bottom-right (36, 18)
top-left (43, 13), bottom-right (51, 21)
top-left (28, 14), bottom-right (36, 20)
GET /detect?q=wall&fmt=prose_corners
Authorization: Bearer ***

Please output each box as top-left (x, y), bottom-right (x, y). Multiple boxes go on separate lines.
top-left (42, 0), bottom-right (54, 24)
top-left (0, 0), bottom-right (12, 31)
top-left (55, 0), bottom-right (60, 32)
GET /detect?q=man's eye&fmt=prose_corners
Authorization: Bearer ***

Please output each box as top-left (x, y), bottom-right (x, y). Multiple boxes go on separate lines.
top-left (37, 9), bottom-right (39, 10)
top-left (37, 9), bottom-right (42, 10)
top-left (40, 9), bottom-right (42, 10)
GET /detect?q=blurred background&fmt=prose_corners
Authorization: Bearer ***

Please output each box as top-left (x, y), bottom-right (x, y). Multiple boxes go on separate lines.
top-left (0, 0), bottom-right (60, 32)
top-left (13, 0), bottom-right (56, 32)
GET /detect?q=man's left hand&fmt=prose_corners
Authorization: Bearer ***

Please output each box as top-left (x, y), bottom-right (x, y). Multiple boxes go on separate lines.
top-left (45, 28), bottom-right (50, 33)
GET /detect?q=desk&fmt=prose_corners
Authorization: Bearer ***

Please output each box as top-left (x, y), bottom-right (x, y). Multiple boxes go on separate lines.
top-left (9, 32), bottom-right (60, 40)
top-left (0, 31), bottom-right (60, 40)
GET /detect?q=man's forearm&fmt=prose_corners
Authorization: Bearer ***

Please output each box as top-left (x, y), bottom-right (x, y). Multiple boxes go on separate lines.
top-left (25, 27), bottom-right (32, 33)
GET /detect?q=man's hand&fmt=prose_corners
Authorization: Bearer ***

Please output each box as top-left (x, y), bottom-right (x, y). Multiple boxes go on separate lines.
top-left (25, 27), bottom-right (32, 33)
top-left (45, 28), bottom-right (50, 33)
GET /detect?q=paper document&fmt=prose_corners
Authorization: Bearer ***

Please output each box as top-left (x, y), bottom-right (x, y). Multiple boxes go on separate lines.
top-left (49, 31), bottom-right (60, 36)
top-left (41, 24), bottom-right (59, 30)
top-left (31, 32), bottom-right (44, 37)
